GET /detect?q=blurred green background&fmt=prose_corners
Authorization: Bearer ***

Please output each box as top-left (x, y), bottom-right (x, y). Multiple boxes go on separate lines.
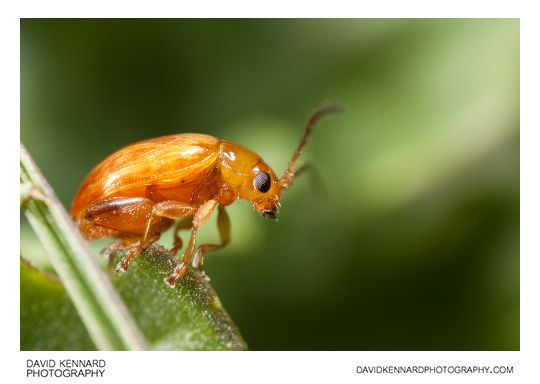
top-left (20, 19), bottom-right (519, 350)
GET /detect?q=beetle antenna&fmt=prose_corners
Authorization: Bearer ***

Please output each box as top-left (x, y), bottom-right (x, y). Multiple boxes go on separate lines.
top-left (279, 104), bottom-right (342, 190)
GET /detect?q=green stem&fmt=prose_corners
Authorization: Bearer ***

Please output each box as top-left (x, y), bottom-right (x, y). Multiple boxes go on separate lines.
top-left (20, 143), bottom-right (148, 350)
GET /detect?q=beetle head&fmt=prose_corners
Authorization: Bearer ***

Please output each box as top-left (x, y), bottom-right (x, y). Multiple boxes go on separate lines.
top-left (218, 141), bottom-right (282, 219)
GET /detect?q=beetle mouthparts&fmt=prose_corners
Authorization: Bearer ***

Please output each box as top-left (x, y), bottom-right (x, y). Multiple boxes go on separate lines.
top-left (262, 209), bottom-right (276, 219)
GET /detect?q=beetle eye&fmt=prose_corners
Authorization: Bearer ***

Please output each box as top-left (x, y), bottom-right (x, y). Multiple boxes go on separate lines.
top-left (254, 171), bottom-right (271, 193)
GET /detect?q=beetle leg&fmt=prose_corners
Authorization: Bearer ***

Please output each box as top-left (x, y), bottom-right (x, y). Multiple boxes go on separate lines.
top-left (165, 199), bottom-right (218, 288)
top-left (114, 234), bottom-right (160, 274)
top-left (114, 200), bottom-right (196, 274)
top-left (102, 237), bottom-right (140, 270)
top-left (77, 197), bottom-right (155, 241)
top-left (192, 205), bottom-right (230, 280)
top-left (142, 201), bottom-right (197, 243)
top-left (169, 216), bottom-right (194, 255)
top-left (102, 239), bottom-right (129, 269)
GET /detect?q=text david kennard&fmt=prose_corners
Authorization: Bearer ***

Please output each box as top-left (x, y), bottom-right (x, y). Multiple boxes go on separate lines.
top-left (27, 359), bottom-right (106, 378)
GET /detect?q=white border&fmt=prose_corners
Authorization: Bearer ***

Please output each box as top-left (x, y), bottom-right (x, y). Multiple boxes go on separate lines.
top-left (4, 1), bottom-right (537, 383)
top-left (19, 351), bottom-right (522, 383)
top-left (8, 0), bottom-right (525, 18)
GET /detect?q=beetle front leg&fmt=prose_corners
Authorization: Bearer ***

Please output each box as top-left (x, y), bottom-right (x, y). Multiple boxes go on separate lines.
top-left (165, 199), bottom-right (218, 288)
top-left (192, 204), bottom-right (230, 280)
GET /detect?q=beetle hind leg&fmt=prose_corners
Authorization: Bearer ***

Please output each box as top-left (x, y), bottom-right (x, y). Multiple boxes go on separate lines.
top-left (114, 240), bottom-right (143, 273)
top-left (114, 233), bottom-right (162, 274)
top-left (101, 237), bottom-right (138, 270)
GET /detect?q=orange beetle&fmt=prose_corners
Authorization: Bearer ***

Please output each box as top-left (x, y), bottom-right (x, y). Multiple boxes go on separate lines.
top-left (71, 105), bottom-right (340, 287)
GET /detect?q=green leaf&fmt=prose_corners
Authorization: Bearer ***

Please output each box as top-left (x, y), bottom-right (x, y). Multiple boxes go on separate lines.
top-left (111, 244), bottom-right (247, 350)
top-left (21, 247), bottom-right (248, 350)
top-left (20, 258), bottom-right (95, 350)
